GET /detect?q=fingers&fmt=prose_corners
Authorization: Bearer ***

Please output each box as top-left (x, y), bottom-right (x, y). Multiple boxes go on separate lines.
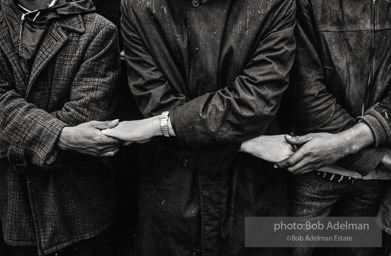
top-left (91, 119), bottom-right (119, 130)
top-left (286, 158), bottom-right (313, 173)
top-left (284, 134), bottom-right (312, 146)
top-left (274, 147), bottom-right (306, 169)
top-left (100, 149), bottom-right (120, 157)
top-left (98, 144), bottom-right (121, 154)
top-left (100, 128), bottom-right (117, 138)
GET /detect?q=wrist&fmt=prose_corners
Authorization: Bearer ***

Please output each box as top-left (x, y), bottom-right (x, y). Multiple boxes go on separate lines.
top-left (57, 127), bottom-right (71, 151)
top-left (240, 138), bottom-right (256, 155)
top-left (340, 122), bottom-right (375, 155)
top-left (167, 117), bottom-right (176, 136)
top-left (151, 115), bottom-right (162, 137)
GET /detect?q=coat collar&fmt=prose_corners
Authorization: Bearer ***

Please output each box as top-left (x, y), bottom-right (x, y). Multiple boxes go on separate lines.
top-left (60, 14), bottom-right (85, 34)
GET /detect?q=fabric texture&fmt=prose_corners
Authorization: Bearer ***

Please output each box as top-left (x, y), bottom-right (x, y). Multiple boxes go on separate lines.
top-left (290, 172), bottom-right (391, 256)
top-left (290, 0), bottom-right (391, 176)
top-left (1, 0), bottom-right (95, 59)
top-left (121, 0), bottom-right (296, 255)
top-left (0, 2), bottom-right (120, 254)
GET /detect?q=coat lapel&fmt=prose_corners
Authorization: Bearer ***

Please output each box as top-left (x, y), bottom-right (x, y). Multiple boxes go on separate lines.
top-left (0, 16), bottom-right (28, 96)
top-left (26, 15), bottom-right (85, 97)
top-left (25, 22), bottom-right (68, 97)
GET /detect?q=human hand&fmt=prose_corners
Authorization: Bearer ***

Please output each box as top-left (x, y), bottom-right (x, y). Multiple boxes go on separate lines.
top-left (57, 119), bottom-right (121, 157)
top-left (101, 116), bottom-right (161, 143)
top-left (274, 133), bottom-right (350, 173)
top-left (240, 135), bottom-right (296, 162)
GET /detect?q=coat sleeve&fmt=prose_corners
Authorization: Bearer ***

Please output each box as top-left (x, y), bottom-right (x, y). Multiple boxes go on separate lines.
top-left (122, 0), bottom-right (296, 144)
top-left (0, 18), bottom-right (120, 170)
top-left (292, 0), bottom-right (387, 176)
top-left (121, 0), bottom-right (295, 176)
top-left (121, 2), bottom-right (239, 176)
top-left (52, 19), bottom-right (120, 126)
top-left (360, 98), bottom-right (391, 147)
top-left (170, 0), bottom-right (296, 147)
top-left (0, 59), bottom-right (67, 169)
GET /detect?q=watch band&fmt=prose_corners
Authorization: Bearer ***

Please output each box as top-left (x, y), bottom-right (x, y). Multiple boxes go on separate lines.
top-left (160, 111), bottom-right (170, 137)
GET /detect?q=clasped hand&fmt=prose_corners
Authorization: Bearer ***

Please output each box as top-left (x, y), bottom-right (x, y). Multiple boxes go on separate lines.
top-left (101, 117), bottom-right (161, 143)
top-left (274, 133), bottom-right (350, 174)
top-left (58, 119), bottom-right (122, 157)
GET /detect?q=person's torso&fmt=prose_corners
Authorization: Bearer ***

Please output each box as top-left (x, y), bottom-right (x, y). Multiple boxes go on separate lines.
top-left (308, 0), bottom-right (391, 117)
top-left (129, 0), bottom-right (287, 99)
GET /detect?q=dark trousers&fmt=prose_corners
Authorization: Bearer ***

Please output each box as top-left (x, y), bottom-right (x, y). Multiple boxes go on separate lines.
top-left (289, 172), bottom-right (391, 256)
top-left (5, 226), bottom-right (116, 256)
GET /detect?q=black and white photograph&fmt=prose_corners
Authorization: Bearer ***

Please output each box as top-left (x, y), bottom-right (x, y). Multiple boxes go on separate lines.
top-left (0, 0), bottom-right (390, 255)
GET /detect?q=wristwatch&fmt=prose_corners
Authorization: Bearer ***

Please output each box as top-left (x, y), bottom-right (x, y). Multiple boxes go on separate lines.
top-left (160, 111), bottom-right (170, 137)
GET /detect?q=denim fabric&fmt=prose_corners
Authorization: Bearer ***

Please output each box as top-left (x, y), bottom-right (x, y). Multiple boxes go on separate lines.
top-left (289, 172), bottom-right (391, 256)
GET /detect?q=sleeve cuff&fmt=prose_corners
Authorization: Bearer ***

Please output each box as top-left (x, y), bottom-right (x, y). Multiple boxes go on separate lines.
top-left (359, 107), bottom-right (391, 146)
top-left (337, 146), bottom-right (388, 176)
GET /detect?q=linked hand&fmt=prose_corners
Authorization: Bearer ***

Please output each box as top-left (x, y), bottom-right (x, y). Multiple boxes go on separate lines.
top-left (57, 119), bottom-right (121, 157)
top-left (240, 135), bottom-right (296, 163)
top-left (274, 133), bottom-right (348, 174)
top-left (101, 117), bottom-right (161, 143)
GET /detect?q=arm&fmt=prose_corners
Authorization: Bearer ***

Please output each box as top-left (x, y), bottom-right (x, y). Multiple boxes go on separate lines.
top-left (53, 19), bottom-right (122, 158)
top-left (0, 74), bottom-right (66, 168)
top-left (275, 122), bottom-right (376, 173)
top-left (0, 19), bottom-right (121, 169)
top-left (170, 2), bottom-right (296, 147)
top-left (274, 0), bottom-right (387, 174)
top-left (109, 0), bottom-right (295, 143)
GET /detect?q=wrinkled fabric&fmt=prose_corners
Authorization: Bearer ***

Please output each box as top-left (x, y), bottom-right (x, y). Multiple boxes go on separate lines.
top-left (1, 0), bottom-right (95, 59)
top-left (0, 6), bottom-right (120, 255)
top-left (121, 0), bottom-right (296, 255)
top-left (290, 0), bottom-right (391, 176)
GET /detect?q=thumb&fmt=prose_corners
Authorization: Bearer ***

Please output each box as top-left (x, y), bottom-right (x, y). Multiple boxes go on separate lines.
top-left (284, 134), bottom-right (312, 145)
top-left (92, 119), bottom-right (119, 130)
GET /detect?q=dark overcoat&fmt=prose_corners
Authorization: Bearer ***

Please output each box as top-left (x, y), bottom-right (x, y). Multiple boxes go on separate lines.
top-left (121, 0), bottom-right (296, 255)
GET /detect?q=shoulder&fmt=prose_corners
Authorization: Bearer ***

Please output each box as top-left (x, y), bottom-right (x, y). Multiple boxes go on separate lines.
top-left (81, 13), bottom-right (118, 35)
top-left (121, 0), bottom-right (165, 16)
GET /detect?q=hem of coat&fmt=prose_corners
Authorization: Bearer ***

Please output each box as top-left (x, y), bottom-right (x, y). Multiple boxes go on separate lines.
top-left (3, 217), bottom-right (116, 256)
top-left (40, 217), bottom-right (116, 256)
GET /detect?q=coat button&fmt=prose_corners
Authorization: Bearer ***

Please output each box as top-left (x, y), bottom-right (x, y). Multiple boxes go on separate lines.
top-left (192, 0), bottom-right (200, 7)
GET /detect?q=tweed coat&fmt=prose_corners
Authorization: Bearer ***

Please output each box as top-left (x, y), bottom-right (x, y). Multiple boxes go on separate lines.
top-left (0, 5), bottom-right (120, 255)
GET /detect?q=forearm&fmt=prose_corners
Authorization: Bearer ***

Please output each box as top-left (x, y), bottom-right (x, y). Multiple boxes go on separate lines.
top-left (337, 122), bottom-right (375, 156)
top-left (0, 90), bottom-right (67, 167)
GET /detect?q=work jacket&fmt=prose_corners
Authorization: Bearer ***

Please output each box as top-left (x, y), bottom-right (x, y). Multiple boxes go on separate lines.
top-left (121, 0), bottom-right (295, 255)
top-left (0, 3), bottom-right (120, 254)
top-left (291, 0), bottom-right (391, 176)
